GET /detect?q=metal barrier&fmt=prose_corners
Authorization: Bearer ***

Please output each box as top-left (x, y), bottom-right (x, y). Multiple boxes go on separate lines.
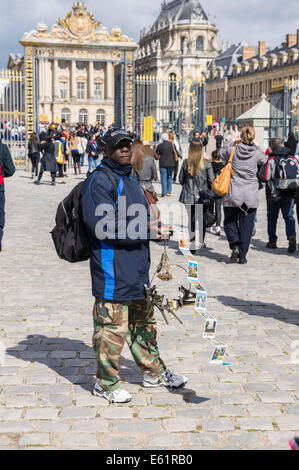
top-left (0, 70), bottom-right (27, 169)
top-left (134, 74), bottom-right (206, 145)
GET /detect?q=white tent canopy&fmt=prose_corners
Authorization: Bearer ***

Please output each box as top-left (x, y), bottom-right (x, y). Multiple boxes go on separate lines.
top-left (237, 95), bottom-right (270, 150)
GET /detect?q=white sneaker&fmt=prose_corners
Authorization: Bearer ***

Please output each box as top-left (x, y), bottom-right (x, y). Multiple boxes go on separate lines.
top-left (143, 369), bottom-right (188, 388)
top-left (93, 380), bottom-right (132, 403)
top-left (214, 226), bottom-right (221, 236)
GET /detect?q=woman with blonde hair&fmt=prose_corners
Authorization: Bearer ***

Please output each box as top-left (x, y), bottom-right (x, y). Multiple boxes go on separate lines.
top-left (218, 125), bottom-right (267, 264)
top-left (179, 140), bottom-right (215, 252)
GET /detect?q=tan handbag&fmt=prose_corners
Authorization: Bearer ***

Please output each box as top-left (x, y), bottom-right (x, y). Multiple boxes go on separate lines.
top-left (172, 143), bottom-right (179, 162)
top-left (212, 147), bottom-right (235, 197)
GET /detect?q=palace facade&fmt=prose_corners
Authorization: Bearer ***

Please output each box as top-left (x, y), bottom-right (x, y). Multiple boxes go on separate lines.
top-left (206, 32), bottom-right (299, 124)
top-left (136, 0), bottom-right (221, 81)
top-left (8, 2), bottom-right (137, 126)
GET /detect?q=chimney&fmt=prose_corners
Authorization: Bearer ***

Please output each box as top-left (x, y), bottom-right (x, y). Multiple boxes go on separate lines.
top-left (286, 34), bottom-right (296, 47)
top-left (242, 46), bottom-right (256, 61)
top-left (258, 41), bottom-right (266, 57)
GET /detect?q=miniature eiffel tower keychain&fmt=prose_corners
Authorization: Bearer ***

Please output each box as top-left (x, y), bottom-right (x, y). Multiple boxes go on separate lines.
top-left (156, 240), bottom-right (173, 281)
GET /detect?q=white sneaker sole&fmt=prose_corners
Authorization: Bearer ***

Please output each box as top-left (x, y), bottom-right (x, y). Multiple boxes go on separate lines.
top-left (142, 379), bottom-right (188, 389)
top-left (92, 388), bottom-right (131, 403)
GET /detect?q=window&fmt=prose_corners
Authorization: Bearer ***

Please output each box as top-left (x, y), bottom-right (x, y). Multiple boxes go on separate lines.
top-left (79, 109), bottom-right (88, 124)
top-left (94, 82), bottom-right (103, 99)
top-left (59, 61), bottom-right (67, 70)
top-left (61, 108), bottom-right (71, 123)
top-left (59, 82), bottom-right (68, 100)
top-left (96, 109), bottom-right (106, 126)
top-left (250, 83), bottom-right (253, 98)
top-left (196, 37), bottom-right (204, 51)
top-left (77, 82), bottom-right (85, 99)
top-left (94, 62), bottom-right (102, 71)
top-left (77, 61), bottom-right (85, 70)
top-left (180, 37), bottom-right (186, 53)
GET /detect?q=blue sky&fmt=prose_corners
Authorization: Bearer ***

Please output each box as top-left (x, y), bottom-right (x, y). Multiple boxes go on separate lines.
top-left (0, 0), bottom-right (298, 68)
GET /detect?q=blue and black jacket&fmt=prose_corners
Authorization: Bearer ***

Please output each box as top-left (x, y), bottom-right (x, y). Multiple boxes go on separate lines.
top-left (80, 157), bottom-right (150, 302)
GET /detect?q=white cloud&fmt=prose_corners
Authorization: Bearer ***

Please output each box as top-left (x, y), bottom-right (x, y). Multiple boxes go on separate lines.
top-left (0, 0), bottom-right (298, 68)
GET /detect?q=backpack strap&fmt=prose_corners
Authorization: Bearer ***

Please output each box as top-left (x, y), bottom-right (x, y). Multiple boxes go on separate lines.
top-left (94, 166), bottom-right (118, 203)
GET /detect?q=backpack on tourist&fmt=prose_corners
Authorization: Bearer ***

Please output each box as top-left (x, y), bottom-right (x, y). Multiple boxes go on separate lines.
top-left (273, 155), bottom-right (299, 191)
top-left (51, 166), bottom-right (118, 263)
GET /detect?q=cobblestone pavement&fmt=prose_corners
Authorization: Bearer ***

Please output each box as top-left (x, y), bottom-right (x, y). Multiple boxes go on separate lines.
top-left (0, 157), bottom-right (298, 450)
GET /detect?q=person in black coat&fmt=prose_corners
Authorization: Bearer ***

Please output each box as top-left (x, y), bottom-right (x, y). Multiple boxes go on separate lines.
top-left (156, 134), bottom-right (175, 197)
top-left (209, 150), bottom-right (224, 235)
top-left (179, 140), bottom-right (215, 251)
top-left (0, 140), bottom-right (15, 251)
top-left (285, 132), bottom-right (297, 156)
top-left (35, 134), bottom-right (57, 186)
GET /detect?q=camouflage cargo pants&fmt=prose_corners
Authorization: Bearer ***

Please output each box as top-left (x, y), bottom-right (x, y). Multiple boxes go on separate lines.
top-left (93, 297), bottom-right (166, 391)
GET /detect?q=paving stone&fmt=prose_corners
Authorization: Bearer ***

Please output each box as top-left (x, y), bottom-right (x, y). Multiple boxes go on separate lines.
top-left (0, 421), bottom-right (33, 433)
top-left (236, 418), bottom-right (274, 431)
top-left (0, 409), bottom-right (23, 420)
top-left (99, 407), bottom-right (133, 419)
top-left (24, 408), bottom-right (59, 420)
top-left (243, 383), bottom-right (275, 393)
top-left (227, 432), bottom-right (265, 448)
top-left (5, 396), bottom-right (38, 408)
top-left (162, 417), bottom-right (197, 433)
top-left (72, 419), bottom-right (109, 433)
top-left (258, 392), bottom-right (295, 404)
top-left (276, 416), bottom-right (299, 431)
top-left (212, 406), bottom-right (247, 417)
top-left (36, 421), bottom-right (71, 433)
top-left (59, 433), bottom-right (98, 449)
top-left (200, 418), bottom-right (235, 431)
top-left (60, 407), bottom-right (97, 419)
top-left (185, 433), bottom-right (222, 448)
top-left (147, 433), bottom-right (182, 447)
top-left (19, 433), bottom-right (50, 447)
top-left (112, 420), bottom-right (161, 433)
top-left (247, 404), bottom-right (283, 417)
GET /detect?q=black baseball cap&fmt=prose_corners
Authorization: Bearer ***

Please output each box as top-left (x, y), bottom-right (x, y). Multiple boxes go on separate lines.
top-left (100, 128), bottom-right (133, 147)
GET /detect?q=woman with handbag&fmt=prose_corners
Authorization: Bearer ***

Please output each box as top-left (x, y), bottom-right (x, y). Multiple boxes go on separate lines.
top-left (218, 126), bottom-right (267, 264)
top-left (131, 139), bottom-right (160, 230)
top-left (179, 140), bottom-right (215, 253)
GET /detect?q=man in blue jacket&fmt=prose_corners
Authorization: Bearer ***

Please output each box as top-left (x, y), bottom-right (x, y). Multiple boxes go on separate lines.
top-left (81, 128), bottom-right (188, 403)
top-left (0, 140), bottom-right (15, 252)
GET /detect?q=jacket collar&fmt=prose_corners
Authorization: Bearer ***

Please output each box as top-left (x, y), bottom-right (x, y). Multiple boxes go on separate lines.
top-left (101, 156), bottom-right (133, 177)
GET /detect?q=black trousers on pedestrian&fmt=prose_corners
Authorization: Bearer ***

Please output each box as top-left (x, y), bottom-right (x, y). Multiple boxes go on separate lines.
top-left (214, 198), bottom-right (222, 227)
top-left (30, 153), bottom-right (40, 176)
top-left (223, 206), bottom-right (256, 260)
top-left (0, 191), bottom-right (5, 252)
top-left (188, 205), bottom-right (206, 243)
top-left (38, 164), bottom-right (56, 183)
top-left (173, 160), bottom-right (179, 181)
top-left (57, 163), bottom-right (64, 178)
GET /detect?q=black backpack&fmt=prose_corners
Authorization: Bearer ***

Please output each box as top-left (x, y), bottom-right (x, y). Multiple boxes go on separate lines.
top-left (51, 166), bottom-right (118, 263)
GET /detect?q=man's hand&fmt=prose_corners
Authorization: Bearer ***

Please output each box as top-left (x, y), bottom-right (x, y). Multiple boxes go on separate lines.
top-left (157, 224), bottom-right (174, 241)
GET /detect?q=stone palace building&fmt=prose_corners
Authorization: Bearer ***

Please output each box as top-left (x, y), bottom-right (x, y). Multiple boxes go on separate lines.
top-left (136, 0), bottom-right (221, 81)
top-left (8, 2), bottom-right (137, 126)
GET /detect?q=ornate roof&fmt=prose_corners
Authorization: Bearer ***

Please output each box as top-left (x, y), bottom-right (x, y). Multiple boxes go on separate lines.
top-left (153, 0), bottom-right (209, 28)
top-left (21, 2), bottom-right (135, 46)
